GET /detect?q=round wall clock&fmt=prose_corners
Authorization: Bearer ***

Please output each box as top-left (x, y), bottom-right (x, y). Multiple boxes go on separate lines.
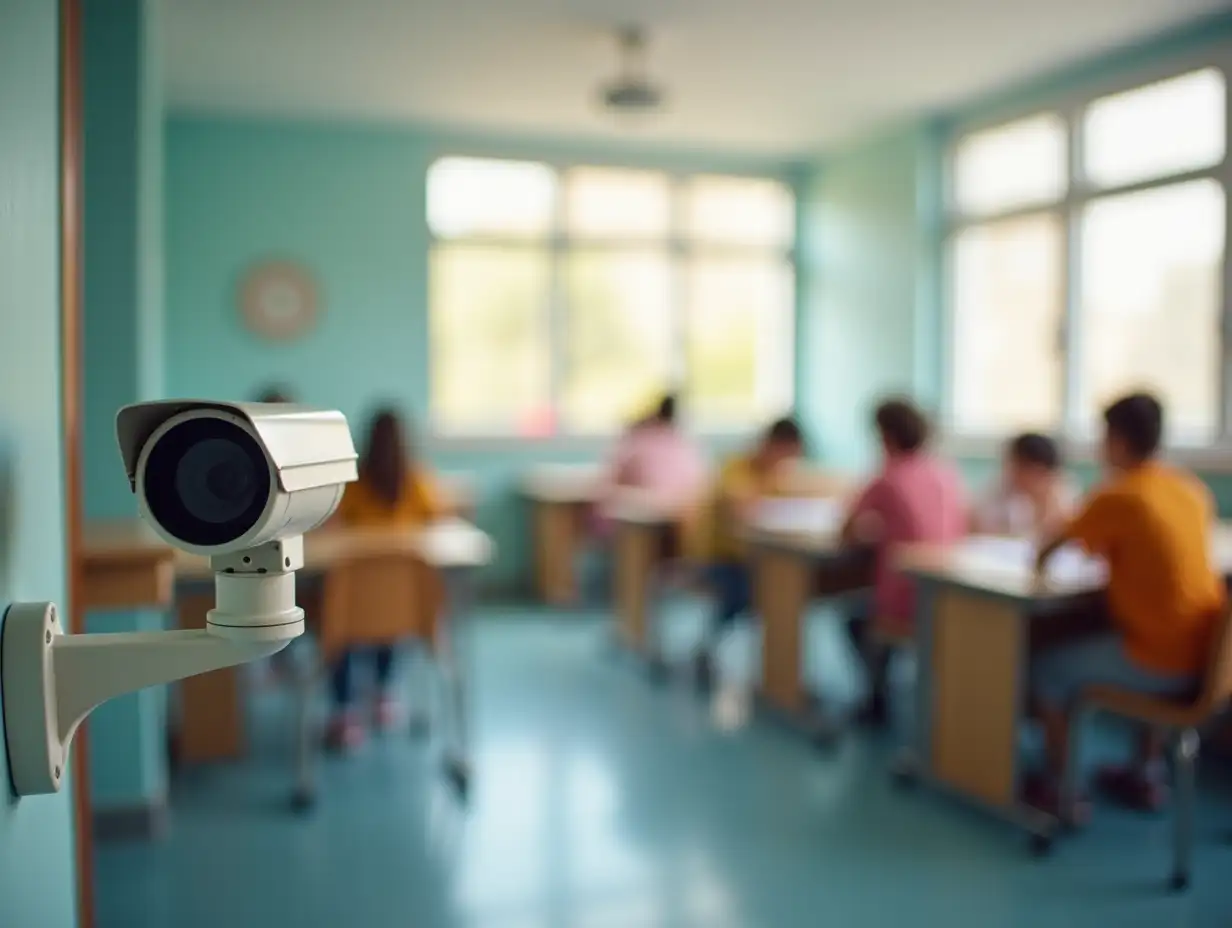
top-left (238, 260), bottom-right (319, 342)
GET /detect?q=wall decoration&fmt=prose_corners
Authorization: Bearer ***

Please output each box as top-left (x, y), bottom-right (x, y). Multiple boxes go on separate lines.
top-left (237, 260), bottom-right (318, 341)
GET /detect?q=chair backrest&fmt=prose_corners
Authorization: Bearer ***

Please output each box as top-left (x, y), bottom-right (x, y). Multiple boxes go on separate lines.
top-left (319, 553), bottom-right (441, 661)
top-left (1196, 604), bottom-right (1232, 714)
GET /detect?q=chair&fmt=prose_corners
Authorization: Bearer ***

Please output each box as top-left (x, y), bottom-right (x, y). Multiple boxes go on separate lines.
top-left (1063, 606), bottom-right (1232, 891)
top-left (288, 554), bottom-right (442, 810)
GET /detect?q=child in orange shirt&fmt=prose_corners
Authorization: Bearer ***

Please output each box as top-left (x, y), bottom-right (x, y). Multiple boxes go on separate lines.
top-left (1032, 393), bottom-right (1224, 816)
top-left (327, 407), bottom-right (443, 750)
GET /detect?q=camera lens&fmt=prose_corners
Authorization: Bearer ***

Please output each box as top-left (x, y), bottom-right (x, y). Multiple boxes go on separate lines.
top-left (143, 417), bottom-right (272, 547)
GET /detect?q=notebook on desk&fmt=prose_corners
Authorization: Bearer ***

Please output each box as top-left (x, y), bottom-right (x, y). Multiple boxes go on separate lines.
top-left (961, 535), bottom-right (1107, 586)
top-left (754, 497), bottom-right (845, 536)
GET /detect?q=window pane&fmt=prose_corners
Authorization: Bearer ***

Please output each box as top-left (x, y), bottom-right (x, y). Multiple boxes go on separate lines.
top-left (430, 245), bottom-right (553, 435)
top-left (953, 113), bottom-right (1066, 216)
top-left (950, 214), bottom-right (1064, 433)
top-left (1084, 68), bottom-right (1225, 189)
top-left (683, 176), bottom-right (795, 247)
top-left (563, 168), bottom-right (671, 238)
top-left (1078, 180), bottom-right (1224, 444)
top-left (684, 256), bottom-right (794, 426)
top-left (427, 158), bottom-right (556, 238)
top-left (561, 250), bottom-right (674, 433)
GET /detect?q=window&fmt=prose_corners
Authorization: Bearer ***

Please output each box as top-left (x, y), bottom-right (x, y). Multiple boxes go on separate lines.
top-left (946, 66), bottom-right (1228, 448)
top-left (428, 158), bottom-right (795, 436)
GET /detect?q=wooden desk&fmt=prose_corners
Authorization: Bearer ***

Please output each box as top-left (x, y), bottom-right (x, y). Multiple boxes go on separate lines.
top-left (607, 493), bottom-right (702, 675)
top-left (744, 520), bottom-right (874, 737)
top-left (81, 520), bottom-right (175, 612)
top-left (521, 464), bottom-right (605, 605)
top-left (898, 527), bottom-right (1232, 849)
top-left (82, 518), bottom-right (494, 769)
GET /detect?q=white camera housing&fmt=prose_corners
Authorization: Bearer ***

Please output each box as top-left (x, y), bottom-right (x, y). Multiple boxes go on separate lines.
top-left (2, 401), bottom-right (359, 797)
top-left (117, 400), bottom-right (358, 557)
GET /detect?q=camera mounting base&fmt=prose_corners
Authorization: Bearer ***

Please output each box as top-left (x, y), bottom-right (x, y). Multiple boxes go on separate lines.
top-left (2, 601), bottom-right (297, 797)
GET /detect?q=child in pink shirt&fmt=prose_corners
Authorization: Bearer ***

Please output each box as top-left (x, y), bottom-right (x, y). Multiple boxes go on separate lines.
top-left (595, 395), bottom-right (708, 528)
top-left (841, 397), bottom-right (968, 727)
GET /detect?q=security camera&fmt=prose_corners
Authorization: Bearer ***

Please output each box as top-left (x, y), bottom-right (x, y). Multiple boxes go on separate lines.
top-left (2, 401), bottom-right (358, 797)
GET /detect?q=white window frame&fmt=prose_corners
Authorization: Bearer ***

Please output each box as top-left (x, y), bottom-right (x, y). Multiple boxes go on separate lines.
top-left (941, 46), bottom-right (1232, 470)
top-left (425, 156), bottom-right (798, 448)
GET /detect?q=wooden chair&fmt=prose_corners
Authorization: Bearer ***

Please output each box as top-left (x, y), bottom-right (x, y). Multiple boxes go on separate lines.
top-left (288, 554), bottom-right (442, 810)
top-left (1064, 607), bottom-right (1232, 891)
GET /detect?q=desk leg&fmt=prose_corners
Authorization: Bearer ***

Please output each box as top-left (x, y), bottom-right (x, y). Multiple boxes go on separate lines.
top-left (177, 591), bottom-right (244, 763)
top-left (614, 522), bottom-right (655, 660)
top-left (756, 550), bottom-right (810, 715)
top-left (535, 501), bottom-right (578, 605)
top-left (438, 565), bottom-right (473, 799)
top-left (905, 587), bottom-right (1052, 842)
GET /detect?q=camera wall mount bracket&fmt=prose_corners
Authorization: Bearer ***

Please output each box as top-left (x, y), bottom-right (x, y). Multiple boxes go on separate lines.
top-left (1, 599), bottom-right (300, 797)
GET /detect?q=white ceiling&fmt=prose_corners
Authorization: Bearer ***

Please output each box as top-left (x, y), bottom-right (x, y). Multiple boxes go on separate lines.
top-left (165, 0), bottom-right (1232, 157)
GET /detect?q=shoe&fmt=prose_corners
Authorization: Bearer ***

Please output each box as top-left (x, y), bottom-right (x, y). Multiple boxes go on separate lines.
top-left (1094, 765), bottom-right (1169, 813)
top-left (854, 692), bottom-right (889, 729)
top-left (694, 651), bottom-right (716, 692)
top-left (1022, 773), bottom-right (1091, 827)
top-left (324, 712), bottom-right (365, 753)
top-left (373, 696), bottom-right (402, 731)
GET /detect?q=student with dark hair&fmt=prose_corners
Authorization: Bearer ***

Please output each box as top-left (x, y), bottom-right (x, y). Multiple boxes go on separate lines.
top-left (691, 417), bottom-right (805, 689)
top-left (600, 391), bottom-right (707, 515)
top-left (840, 397), bottom-right (967, 726)
top-left (327, 406), bottom-right (444, 751)
top-left (1030, 392), bottom-right (1224, 817)
top-left (972, 432), bottom-right (1078, 537)
top-left (256, 386), bottom-right (294, 405)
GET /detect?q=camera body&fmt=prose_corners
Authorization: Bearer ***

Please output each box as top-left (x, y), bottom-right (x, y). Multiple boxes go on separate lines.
top-left (116, 400), bottom-right (358, 557)
top-left (116, 400), bottom-right (358, 640)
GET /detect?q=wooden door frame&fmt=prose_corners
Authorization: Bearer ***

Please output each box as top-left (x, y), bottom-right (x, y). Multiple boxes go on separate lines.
top-left (60, 0), bottom-right (93, 925)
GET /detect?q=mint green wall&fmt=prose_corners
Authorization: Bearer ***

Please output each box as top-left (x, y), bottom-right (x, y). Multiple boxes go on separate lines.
top-left (83, 0), bottom-right (167, 812)
top-left (797, 125), bottom-right (943, 472)
top-left (0, 1), bottom-right (77, 924)
top-left (164, 115), bottom-right (796, 589)
top-left (798, 17), bottom-right (1232, 508)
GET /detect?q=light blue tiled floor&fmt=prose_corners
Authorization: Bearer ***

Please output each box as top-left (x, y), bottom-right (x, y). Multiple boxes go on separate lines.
top-left (96, 605), bottom-right (1232, 928)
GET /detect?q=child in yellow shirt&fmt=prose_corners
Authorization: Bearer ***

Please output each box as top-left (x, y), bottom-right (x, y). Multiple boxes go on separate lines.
top-left (1032, 393), bottom-right (1224, 817)
top-left (693, 418), bottom-right (804, 690)
top-left (327, 407), bottom-right (443, 751)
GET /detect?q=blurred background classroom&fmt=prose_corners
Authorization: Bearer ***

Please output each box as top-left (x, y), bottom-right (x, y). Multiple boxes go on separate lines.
top-left (8, 0), bottom-right (1232, 926)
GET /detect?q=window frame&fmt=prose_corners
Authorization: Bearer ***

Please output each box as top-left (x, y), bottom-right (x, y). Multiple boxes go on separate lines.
top-left (941, 48), bottom-right (1232, 467)
top-left (425, 156), bottom-right (798, 446)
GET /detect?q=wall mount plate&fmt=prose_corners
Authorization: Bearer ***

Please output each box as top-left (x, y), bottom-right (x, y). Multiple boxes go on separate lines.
top-left (1, 602), bottom-right (65, 795)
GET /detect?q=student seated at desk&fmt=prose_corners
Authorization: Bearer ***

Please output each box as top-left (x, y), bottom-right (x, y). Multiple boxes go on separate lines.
top-left (841, 398), bottom-right (967, 727)
top-left (326, 406), bottom-right (444, 751)
top-left (1032, 393), bottom-right (1224, 817)
top-left (692, 417), bottom-right (805, 689)
top-left (596, 393), bottom-right (709, 523)
top-left (972, 432), bottom-right (1077, 538)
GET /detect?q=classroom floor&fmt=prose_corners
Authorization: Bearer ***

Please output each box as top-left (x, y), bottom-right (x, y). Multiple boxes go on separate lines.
top-left (96, 604), bottom-right (1232, 928)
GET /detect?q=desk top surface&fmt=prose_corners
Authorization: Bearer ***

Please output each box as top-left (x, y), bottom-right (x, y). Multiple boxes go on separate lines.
top-left (85, 518), bottom-right (494, 577)
top-left (520, 464), bottom-right (607, 503)
top-left (900, 523), bottom-right (1232, 603)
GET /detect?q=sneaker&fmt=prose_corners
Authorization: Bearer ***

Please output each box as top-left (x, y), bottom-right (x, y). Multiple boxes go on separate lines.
top-left (694, 651), bottom-right (716, 692)
top-left (373, 696), bottom-right (402, 731)
top-left (324, 712), bottom-right (365, 753)
top-left (1094, 764), bottom-right (1169, 813)
top-left (1022, 773), bottom-right (1091, 827)
top-left (854, 691), bottom-right (890, 730)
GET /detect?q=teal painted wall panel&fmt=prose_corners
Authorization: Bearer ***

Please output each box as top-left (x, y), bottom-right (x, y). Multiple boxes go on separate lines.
top-left (0, 1), bottom-right (77, 924)
top-left (797, 126), bottom-right (927, 473)
top-left (164, 116), bottom-right (793, 589)
top-left (82, 0), bottom-right (167, 811)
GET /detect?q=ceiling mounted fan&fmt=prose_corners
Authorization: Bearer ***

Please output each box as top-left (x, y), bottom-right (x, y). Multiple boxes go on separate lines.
top-left (598, 25), bottom-right (666, 116)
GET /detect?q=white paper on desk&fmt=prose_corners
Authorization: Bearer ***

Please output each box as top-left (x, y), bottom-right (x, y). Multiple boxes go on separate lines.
top-left (961, 535), bottom-right (1106, 585)
top-left (754, 497), bottom-right (844, 535)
